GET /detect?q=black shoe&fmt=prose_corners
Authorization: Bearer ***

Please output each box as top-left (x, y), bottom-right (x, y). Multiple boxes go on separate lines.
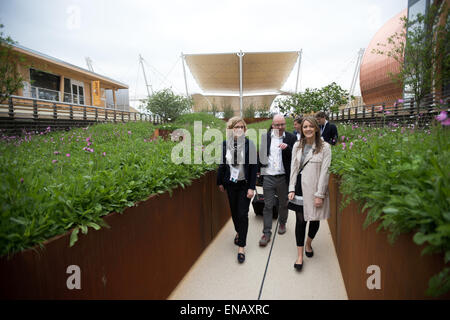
top-left (237, 253), bottom-right (245, 263)
top-left (234, 234), bottom-right (239, 246)
top-left (294, 263), bottom-right (303, 271)
top-left (305, 247), bottom-right (314, 258)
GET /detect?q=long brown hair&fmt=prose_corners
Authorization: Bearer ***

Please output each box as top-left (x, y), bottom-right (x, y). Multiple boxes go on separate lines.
top-left (299, 116), bottom-right (323, 154)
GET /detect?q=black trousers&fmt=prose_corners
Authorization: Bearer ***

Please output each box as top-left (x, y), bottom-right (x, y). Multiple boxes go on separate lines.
top-left (226, 181), bottom-right (251, 247)
top-left (293, 172), bottom-right (319, 247)
top-left (295, 207), bottom-right (320, 247)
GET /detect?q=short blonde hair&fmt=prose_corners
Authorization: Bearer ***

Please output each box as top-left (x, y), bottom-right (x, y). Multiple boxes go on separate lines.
top-left (226, 116), bottom-right (247, 130)
top-left (226, 116), bottom-right (246, 139)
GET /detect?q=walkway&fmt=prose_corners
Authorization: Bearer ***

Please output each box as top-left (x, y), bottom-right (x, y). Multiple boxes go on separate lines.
top-left (168, 186), bottom-right (347, 300)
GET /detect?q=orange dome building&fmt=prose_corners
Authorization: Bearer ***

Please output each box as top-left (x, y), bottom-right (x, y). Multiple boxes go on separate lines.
top-left (360, 9), bottom-right (407, 105)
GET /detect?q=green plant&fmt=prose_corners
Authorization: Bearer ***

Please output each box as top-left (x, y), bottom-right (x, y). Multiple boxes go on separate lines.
top-left (257, 105), bottom-right (270, 118)
top-left (243, 104), bottom-right (256, 118)
top-left (144, 88), bottom-right (192, 122)
top-left (0, 24), bottom-right (26, 104)
top-left (330, 121), bottom-right (450, 297)
top-left (277, 82), bottom-right (349, 115)
top-left (373, 2), bottom-right (449, 105)
top-left (222, 104), bottom-right (235, 119)
top-left (0, 120), bottom-right (217, 257)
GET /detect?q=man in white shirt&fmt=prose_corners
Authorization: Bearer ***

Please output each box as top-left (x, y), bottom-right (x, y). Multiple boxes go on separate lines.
top-left (258, 114), bottom-right (297, 246)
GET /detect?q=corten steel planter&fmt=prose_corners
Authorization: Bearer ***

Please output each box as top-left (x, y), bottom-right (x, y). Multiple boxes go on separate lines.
top-left (0, 170), bottom-right (230, 299)
top-left (328, 173), bottom-right (450, 300)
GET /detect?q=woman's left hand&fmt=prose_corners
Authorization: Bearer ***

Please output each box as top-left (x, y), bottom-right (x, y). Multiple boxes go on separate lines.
top-left (314, 197), bottom-right (324, 208)
top-left (247, 189), bottom-right (255, 199)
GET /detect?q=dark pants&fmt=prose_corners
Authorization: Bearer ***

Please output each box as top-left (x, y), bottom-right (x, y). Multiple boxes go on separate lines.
top-left (295, 207), bottom-right (320, 247)
top-left (226, 181), bottom-right (251, 247)
top-left (293, 172), bottom-right (319, 247)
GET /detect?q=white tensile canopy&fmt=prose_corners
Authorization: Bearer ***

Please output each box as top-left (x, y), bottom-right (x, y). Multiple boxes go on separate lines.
top-left (183, 51), bottom-right (301, 115)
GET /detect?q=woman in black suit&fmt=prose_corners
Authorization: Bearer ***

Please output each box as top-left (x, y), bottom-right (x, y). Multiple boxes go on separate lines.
top-left (217, 117), bottom-right (258, 263)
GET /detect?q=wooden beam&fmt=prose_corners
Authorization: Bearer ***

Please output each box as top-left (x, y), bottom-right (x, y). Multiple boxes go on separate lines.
top-left (113, 89), bottom-right (117, 110)
top-left (59, 76), bottom-right (64, 102)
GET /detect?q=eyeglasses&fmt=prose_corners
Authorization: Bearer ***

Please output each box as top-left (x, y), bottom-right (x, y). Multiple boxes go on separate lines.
top-left (233, 126), bottom-right (245, 129)
top-left (273, 123), bottom-right (286, 127)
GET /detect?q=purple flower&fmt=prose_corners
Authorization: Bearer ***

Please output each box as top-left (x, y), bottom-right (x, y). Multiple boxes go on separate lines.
top-left (385, 111), bottom-right (391, 115)
top-left (436, 111), bottom-right (447, 122)
top-left (128, 131), bottom-right (132, 135)
top-left (102, 152), bottom-right (106, 156)
top-left (20, 178), bottom-right (24, 183)
top-left (54, 151), bottom-right (60, 155)
top-left (349, 142), bottom-right (353, 149)
top-left (397, 99), bottom-right (404, 103)
top-left (66, 153), bottom-right (71, 157)
top-left (341, 136), bottom-right (345, 142)
top-left (52, 160), bottom-right (58, 164)
top-left (442, 119), bottom-right (450, 126)
top-left (342, 143), bottom-right (346, 150)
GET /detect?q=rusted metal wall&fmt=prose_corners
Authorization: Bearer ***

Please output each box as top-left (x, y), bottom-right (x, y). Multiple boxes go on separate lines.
top-left (328, 174), bottom-right (450, 299)
top-left (0, 170), bottom-right (230, 299)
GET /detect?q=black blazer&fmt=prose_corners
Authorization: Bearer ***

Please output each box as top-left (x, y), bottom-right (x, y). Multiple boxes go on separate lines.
top-left (217, 138), bottom-right (258, 190)
top-left (257, 130), bottom-right (297, 185)
top-left (293, 130), bottom-right (301, 141)
top-left (321, 122), bottom-right (338, 145)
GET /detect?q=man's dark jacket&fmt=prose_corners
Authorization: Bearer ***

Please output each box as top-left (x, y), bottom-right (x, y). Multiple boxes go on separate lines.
top-left (257, 130), bottom-right (297, 185)
top-left (322, 122), bottom-right (338, 145)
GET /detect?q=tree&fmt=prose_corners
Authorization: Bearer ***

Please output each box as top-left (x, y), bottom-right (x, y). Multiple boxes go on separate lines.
top-left (0, 24), bottom-right (25, 104)
top-left (143, 88), bottom-right (192, 122)
top-left (277, 82), bottom-right (349, 116)
top-left (373, 2), bottom-right (449, 106)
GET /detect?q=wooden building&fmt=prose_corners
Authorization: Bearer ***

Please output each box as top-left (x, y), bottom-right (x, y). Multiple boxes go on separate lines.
top-left (12, 44), bottom-right (128, 110)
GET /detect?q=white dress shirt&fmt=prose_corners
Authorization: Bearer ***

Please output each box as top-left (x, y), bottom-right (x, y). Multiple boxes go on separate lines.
top-left (261, 131), bottom-right (285, 176)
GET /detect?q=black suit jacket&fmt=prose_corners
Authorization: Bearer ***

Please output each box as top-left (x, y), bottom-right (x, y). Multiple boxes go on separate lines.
top-left (217, 138), bottom-right (258, 190)
top-left (321, 122), bottom-right (338, 145)
top-left (257, 130), bottom-right (297, 185)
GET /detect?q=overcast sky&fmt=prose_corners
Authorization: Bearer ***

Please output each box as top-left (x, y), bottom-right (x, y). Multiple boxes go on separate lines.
top-left (0, 0), bottom-right (406, 108)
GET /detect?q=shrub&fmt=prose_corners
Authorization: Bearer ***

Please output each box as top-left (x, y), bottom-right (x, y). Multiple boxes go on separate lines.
top-left (143, 88), bottom-right (192, 122)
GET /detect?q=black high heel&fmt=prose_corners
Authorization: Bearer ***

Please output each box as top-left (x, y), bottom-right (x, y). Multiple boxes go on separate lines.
top-left (305, 246), bottom-right (314, 258)
top-left (237, 253), bottom-right (245, 263)
top-left (294, 263), bottom-right (303, 271)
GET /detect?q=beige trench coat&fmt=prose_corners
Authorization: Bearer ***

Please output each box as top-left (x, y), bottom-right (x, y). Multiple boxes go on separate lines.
top-left (288, 139), bottom-right (331, 221)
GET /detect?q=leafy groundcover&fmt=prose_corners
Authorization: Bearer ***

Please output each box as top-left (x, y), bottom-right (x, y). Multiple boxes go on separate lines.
top-left (330, 121), bottom-right (450, 297)
top-left (0, 115), bottom-right (222, 257)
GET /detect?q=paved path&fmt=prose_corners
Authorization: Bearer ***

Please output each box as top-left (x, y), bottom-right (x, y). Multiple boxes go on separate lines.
top-left (168, 187), bottom-right (347, 300)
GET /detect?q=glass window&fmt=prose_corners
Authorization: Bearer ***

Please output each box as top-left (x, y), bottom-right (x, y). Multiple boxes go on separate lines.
top-left (64, 78), bottom-right (71, 93)
top-left (30, 68), bottom-right (60, 91)
top-left (408, 0), bottom-right (426, 21)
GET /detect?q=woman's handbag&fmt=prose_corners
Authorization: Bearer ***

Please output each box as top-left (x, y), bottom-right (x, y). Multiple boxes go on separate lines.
top-left (287, 173), bottom-right (303, 212)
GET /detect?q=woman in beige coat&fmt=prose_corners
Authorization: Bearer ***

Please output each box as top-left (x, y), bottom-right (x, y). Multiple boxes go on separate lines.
top-left (288, 116), bottom-right (331, 271)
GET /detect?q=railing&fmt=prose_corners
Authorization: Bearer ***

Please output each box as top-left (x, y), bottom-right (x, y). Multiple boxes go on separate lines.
top-left (330, 91), bottom-right (449, 126)
top-left (30, 86), bottom-right (60, 102)
top-left (0, 95), bottom-right (163, 124)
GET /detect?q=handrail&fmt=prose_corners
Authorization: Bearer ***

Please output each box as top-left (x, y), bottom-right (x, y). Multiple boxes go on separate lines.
top-left (329, 91), bottom-right (449, 124)
top-left (0, 95), bottom-right (165, 125)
